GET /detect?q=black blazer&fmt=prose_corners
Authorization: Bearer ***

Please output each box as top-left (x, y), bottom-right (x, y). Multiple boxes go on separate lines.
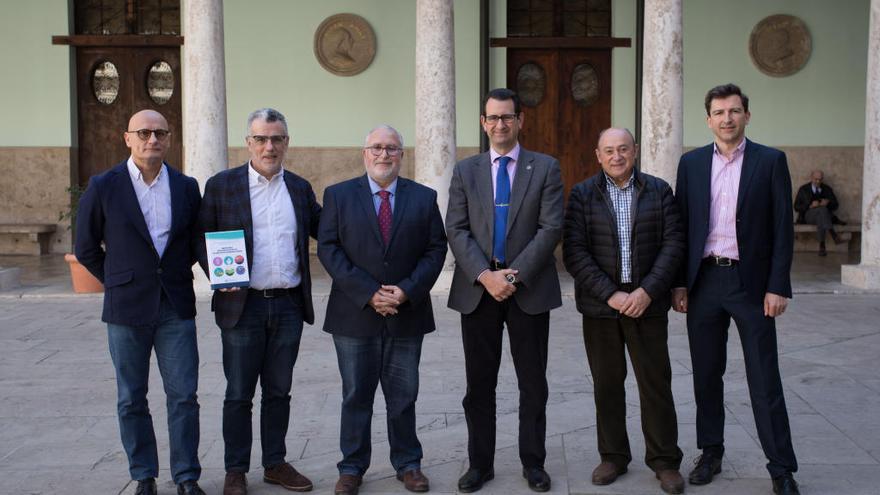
top-left (675, 139), bottom-right (794, 302)
top-left (199, 163), bottom-right (321, 329)
top-left (563, 170), bottom-right (684, 318)
top-left (793, 182), bottom-right (839, 224)
top-left (75, 160), bottom-right (201, 326)
top-left (317, 175), bottom-right (447, 337)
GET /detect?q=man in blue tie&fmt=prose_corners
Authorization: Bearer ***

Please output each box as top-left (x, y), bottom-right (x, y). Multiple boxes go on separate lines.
top-left (446, 89), bottom-right (564, 493)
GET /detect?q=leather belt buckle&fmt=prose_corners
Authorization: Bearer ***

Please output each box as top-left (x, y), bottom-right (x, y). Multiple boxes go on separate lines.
top-left (708, 255), bottom-right (736, 266)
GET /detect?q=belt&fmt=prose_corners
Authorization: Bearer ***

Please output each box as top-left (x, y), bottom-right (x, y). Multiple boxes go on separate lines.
top-left (490, 258), bottom-right (507, 270)
top-left (703, 255), bottom-right (739, 267)
top-left (248, 287), bottom-right (300, 298)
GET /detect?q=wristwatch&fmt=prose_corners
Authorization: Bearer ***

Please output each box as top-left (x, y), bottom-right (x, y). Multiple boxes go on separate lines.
top-left (505, 273), bottom-right (517, 284)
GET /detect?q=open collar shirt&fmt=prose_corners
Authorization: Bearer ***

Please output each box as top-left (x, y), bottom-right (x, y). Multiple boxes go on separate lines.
top-left (247, 162), bottom-right (300, 290)
top-left (126, 158), bottom-right (171, 258)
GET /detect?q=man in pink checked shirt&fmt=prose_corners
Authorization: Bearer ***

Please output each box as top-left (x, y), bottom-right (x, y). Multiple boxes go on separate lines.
top-left (672, 84), bottom-right (800, 495)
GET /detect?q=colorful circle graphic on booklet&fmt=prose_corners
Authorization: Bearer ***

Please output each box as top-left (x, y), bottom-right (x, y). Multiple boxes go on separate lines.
top-left (213, 267), bottom-right (224, 277)
top-left (225, 268), bottom-right (235, 276)
top-left (236, 266), bottom-right (246, 275)
top-left (224, 256), bottom-right (234, 265)
top-left (213, 257), bottom-right (223, 266)
top-left (235, 255), bottom-right (245, 264)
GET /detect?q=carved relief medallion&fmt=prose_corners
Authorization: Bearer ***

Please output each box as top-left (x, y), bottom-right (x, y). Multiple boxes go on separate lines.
top-left (314, 14), bottom-right (376, 77)
top-left (749, 15), bottom-right (811, 77)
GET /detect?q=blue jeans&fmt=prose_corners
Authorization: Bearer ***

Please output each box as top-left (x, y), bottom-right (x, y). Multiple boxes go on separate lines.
top-left (107, 298), bottom-right (201, 483)
top-left (333, 334), bottom-right (424, 476)
top-left (221, 289), bottom-right (304, 472)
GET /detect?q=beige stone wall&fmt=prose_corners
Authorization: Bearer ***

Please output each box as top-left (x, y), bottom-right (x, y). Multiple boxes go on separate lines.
top-left (0, 147), bottom-right (72, 254)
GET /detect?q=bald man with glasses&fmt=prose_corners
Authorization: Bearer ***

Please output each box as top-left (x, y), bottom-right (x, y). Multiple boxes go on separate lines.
top-left (76, 109), bottom-right (205, 495)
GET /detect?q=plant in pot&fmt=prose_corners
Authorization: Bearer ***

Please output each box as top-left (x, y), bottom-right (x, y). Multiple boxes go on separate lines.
top-left (60, 185), bottom-right (103, 293)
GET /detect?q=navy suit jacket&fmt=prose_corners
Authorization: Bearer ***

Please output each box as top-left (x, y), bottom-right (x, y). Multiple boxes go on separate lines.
top-left (75, 160), bottom-right (202, 325)
top-left (199, 163), bottom-right (321, 329)
top-left (317, 175), bottom-right (447, 337)
top-left (675, 139), bottom-right (794, 302)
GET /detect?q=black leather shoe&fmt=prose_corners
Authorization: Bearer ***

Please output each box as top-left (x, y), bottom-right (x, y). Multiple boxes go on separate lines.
top-left (522, 467), bottom-right (551, 492)
top-left (688, 453), bottom-right (722, 485)
top-left (772, 473), bottom-right (800, 494)
top-left (135, 478), bottom-right (157, 495)
top-left (458, 467), bottom-right (494, 493)
top-left (177, 480), bottom-right (206, 495)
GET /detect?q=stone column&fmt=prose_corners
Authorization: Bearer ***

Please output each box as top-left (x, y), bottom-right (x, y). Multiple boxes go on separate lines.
top-left (183, 0), bottom-right (228, 190)
top-left (842, 0), bottom-right (880, 288)
top-left (639, 0), bottom-right (683, 186)
top-left (415, 0), bottom-right (456, 215)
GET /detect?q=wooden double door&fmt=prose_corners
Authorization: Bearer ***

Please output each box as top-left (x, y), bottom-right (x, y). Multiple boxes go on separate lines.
top-left (508, 48), bottom-right (611, 198)
top-left (76, 46), bottom-right (182, 186)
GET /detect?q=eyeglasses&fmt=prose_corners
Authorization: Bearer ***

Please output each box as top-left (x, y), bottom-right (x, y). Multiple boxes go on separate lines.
top-left (249, 135), bottom-right (289, 145)
top-left (126, 129), bottom-right (171, 141)
top-left (365, 145), bottom-right (403, 157)
top-left (483, 114), bottom-right (518, 125)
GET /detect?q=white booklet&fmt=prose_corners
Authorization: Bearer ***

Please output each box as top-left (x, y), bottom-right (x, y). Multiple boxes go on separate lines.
top-left (205, 230), bottom-right (250, 290)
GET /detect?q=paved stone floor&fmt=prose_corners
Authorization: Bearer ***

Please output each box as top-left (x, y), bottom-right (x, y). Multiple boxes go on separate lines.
top-left (1, 253), bottom-right (879, 494)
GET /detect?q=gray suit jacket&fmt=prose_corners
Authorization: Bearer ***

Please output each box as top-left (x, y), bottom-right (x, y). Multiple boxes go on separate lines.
top-left (446, 147), bottom-right (564, 315)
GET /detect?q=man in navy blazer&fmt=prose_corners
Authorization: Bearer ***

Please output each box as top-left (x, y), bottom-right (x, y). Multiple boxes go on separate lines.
top-left (199, 108), bottom-right (321, 495)
top-left (75, 110), bottom-right (205, 495)
top-left (318, 125), bottom-right (446, 495)
top-left (673, 84), bottom-right (799, 495)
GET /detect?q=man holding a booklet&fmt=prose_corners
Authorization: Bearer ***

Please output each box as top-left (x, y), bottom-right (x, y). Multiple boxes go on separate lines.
top-left (199, 108), bottom-right (321, 495)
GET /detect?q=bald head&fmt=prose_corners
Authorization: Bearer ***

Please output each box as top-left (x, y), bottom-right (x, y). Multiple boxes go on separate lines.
top-left (597, 127), bottom-right (635, 149)
top-left (124, 109), bottom-right (171, 170)
top-left (128, 109), bottom-right (168, 132)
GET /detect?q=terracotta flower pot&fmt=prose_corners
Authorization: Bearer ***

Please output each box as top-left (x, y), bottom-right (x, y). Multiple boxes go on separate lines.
top-left (64, 253), bottom-right (104, 293)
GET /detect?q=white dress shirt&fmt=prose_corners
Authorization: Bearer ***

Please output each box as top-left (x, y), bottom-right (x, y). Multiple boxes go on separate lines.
top-left (247, 162), bottom-right (300, 289)
top-left (127, 158), bottom-right (172, 258)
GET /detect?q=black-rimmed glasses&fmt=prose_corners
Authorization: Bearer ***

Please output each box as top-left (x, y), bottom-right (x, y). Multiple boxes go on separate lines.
top-left (365, 145), bottom-right (403, 157)
top-left (126, 129), bottom-right (171, 141)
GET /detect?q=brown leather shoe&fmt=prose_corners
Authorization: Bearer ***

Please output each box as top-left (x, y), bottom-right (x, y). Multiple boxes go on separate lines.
top-left (397, 469), bottom-right (430, 492)
top-left (656, 469), bottom-right (685, 494)
top-left (264, 462), bottom-right (313, 492)
top-left (334, 474), bottom-right (363, 495)
top-left (223, 472), bottom-right (247, 495)
top-left (591, 461), bottom-right (627, 485)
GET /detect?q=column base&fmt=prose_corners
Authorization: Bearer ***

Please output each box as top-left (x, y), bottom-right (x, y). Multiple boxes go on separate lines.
top-left (841, 263), bottom-right (880, 289)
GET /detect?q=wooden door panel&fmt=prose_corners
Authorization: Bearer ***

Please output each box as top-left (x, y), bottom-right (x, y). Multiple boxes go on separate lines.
top-left (508, 50), bottom-right (559, 158)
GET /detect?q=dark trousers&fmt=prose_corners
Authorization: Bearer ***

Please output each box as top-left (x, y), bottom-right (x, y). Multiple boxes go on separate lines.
top-left (687, 263), bottom-right (798, 478)
top-left (333, 334), bottom-right (424, 477)
top-left (804, 206), bottom-right (833, 243)
top-left (582, 314), bottom-right (683, 471)
top-left (220, 289), bottom-right (304, 472)
top-left (461, 291), bottom-right (549, 470)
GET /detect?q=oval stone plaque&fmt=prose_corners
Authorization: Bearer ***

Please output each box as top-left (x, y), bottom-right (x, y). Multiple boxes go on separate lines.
top-left (314, 13), bottom-right (376, 77)
top-left (516, 63), bottom-right (546, 107)
top-left (571, 63), bottom-right (599, 106)
top-left (749, 15), bottom-right (811, 77)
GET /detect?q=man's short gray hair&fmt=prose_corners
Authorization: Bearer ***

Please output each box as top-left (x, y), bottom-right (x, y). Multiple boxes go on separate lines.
top-left (247, 108), bottom-right (288, 136)
top-left (364, 124), bottom-right (404, 148)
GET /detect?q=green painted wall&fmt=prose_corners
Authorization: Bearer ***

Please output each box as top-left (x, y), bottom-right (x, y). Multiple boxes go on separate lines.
top-left (0, 0), bottom-right (71, 146)
top-left (682, 0), bottom-right (869, 146)
top-left (223, 0), bottom-right (480, 147)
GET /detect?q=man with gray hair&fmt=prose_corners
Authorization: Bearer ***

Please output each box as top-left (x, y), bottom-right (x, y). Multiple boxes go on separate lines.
top-left (318, 125), bottom-right (447, 495)
top-left (200, 108), bottom-right (322, 495)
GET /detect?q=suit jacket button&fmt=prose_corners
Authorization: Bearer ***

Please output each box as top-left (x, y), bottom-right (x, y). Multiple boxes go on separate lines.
top-left (157, 268), bottom-right (163, 274)
top-left (384, 262), bottom-right (389, 266)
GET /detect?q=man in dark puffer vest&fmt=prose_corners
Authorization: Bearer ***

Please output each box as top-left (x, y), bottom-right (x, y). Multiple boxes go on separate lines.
top-left (563, 128), bottom-right (685, 495)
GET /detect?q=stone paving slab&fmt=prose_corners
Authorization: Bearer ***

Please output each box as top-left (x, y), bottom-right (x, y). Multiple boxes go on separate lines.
top-left (1, 265), bottom-right (879, 494)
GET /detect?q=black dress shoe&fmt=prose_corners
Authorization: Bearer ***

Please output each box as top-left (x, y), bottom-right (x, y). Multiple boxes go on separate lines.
top-left (135, 478), bottom-right (157, 495)
top-left (458, 467), bottom-right (494, 493)
top-left (522, 467), bottom-right (551, 492)
top-left (772, 473), bottom-right (800, 494)
top-left (688, 453), bottom-right (722, 485)
top-left (177, 480), bottom-right (206, 495)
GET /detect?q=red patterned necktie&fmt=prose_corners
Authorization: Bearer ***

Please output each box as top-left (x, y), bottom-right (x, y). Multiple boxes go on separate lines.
top-left (377, 190), bottom-right (392, 245)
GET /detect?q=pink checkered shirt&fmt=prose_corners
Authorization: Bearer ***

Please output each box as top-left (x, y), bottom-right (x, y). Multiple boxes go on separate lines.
top-left (702, 139), bottom-right (746, 260)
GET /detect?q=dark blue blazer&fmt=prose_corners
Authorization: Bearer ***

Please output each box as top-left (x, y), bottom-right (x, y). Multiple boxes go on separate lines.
top-left (198, 163), bottom-right (321, 329)
top-left (318, 175), bottom-right (447, 337)
top-left (75, 160), bottom-right (202, 325)
top-left (675, 139), bottom-right (794, 302)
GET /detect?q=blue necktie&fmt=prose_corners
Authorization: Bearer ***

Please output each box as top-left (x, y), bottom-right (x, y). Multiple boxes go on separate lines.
top-left (493, 156), bottom-right (512, 263)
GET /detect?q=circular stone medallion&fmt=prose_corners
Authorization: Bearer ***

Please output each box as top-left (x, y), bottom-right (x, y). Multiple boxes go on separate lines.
top-left (749, 14), bottom-right (811, 77)
top-left (314, 13), bottom-right (376, 77)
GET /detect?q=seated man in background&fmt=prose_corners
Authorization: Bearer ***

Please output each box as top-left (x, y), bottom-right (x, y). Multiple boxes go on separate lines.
top-left (794, 169), bottom-right (844, 256)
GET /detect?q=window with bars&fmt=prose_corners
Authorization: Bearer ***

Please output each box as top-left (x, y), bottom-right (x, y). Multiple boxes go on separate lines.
top-left (75, 0), bottom-right (180, 35)
top-left (508, 0), bottom-right (611, 37)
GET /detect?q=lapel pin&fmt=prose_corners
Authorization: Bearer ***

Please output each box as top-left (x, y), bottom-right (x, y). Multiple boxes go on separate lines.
top-left (526, 165), bottom-right (532, 170)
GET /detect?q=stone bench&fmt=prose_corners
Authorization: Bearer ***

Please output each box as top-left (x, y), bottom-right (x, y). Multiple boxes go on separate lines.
top-left (793, 223), bottom-right (860, 252)
top-left (0, 223), bottom-right (57, 255)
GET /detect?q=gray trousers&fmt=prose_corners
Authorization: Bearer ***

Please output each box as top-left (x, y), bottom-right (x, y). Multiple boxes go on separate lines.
top-left (804, 206), bottom-right (833, 243)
